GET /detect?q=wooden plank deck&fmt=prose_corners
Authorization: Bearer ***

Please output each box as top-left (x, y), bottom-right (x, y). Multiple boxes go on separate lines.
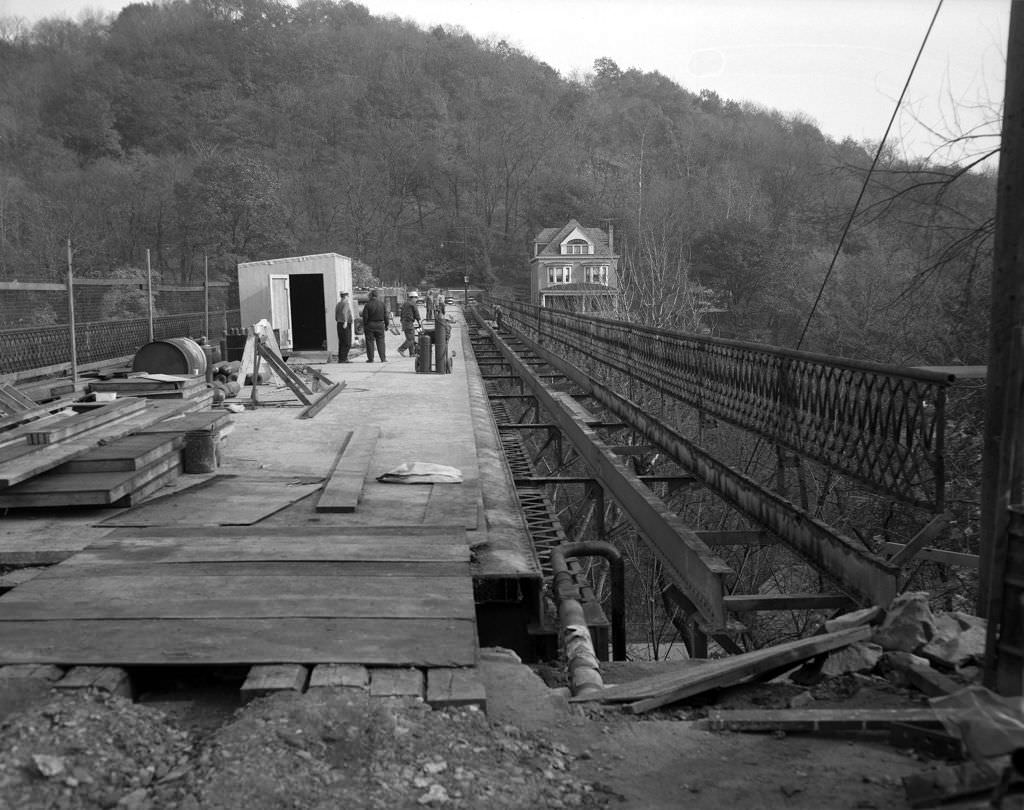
top-left (0, 525), bottom-right (478, 668)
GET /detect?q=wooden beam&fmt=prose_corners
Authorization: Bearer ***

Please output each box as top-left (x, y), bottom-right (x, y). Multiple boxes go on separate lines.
top-left (887, 513), bottom-right (952, 568)
top-left (723, 593), bottom-right (855, 612)
top-left (315, 425), bottom-right (380, 513)
top-left (880, 542), bottom-right (978, 568)
top-left (589, 626), bottom-right (872, 713)
top-left (299, 382), bottom-right (345, 419)
top-left (705, 707), bottom-right (957, 732)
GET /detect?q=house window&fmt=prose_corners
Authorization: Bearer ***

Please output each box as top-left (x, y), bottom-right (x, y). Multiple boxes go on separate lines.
top-left (562, 239), bottom-right (591, 255)
top-left (584, 265), bottom-right (609, 285)
top-left (547, 265), bottom-right (571, 284)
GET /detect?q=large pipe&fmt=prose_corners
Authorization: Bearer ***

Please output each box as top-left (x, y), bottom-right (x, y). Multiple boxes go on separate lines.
top-left (549, 541), bottom-right (627, 697)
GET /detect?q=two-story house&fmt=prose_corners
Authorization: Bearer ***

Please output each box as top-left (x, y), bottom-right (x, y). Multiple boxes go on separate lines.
top-left (529, 219), bottom-right (619, 312)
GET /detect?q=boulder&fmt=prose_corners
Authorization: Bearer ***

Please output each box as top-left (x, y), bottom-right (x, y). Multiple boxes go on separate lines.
top-left (872, 592), bottom-right (936, 653)
top-left (820, 641), bottom-right (883, 677)
top-left (920, 611), bottom-right (987, 668)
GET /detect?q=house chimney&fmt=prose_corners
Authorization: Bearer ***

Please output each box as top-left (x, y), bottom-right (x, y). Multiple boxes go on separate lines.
top-left (607, 224), bottom-right (614, 254)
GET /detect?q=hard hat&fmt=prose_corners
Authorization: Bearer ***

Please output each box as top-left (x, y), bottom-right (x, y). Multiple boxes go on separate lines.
top-left (409, 290), bottom-right (419, 297)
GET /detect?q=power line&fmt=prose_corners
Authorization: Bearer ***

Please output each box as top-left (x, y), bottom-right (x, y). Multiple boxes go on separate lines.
top-left (794, 0), bottom-right (945, 352)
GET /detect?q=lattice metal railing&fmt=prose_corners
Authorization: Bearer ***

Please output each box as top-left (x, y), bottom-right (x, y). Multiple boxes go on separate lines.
top-left (500, 299), bottom-right (952, 511)
top-left (0, 311), bottom-right (242, 375)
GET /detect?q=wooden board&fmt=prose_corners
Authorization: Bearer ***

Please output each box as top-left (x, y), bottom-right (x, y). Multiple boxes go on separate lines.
top-left (316, 425), bottom-right (379, 512)
top-left (0, 574), bottom-right (476, 620)
top-left (426, 667), bottom-right (487, 708)
top-left (26, 398), bottom-right (147, 445)
top-left (0, 618), bottom-right (478, 666)
top-left (53, 537), bottom-right (470, 565)
top-left (706, 707), bottom-right (958, 732)
top-left (424, 480), bottom-right (480, 530)
top-left (0, 453), bottom-right (181, 507)
top-left (593, 626), bottom-right (873, 713)
top-left (137, 411), bottom-right (232, 434)
top-left (32, 560), bottom-right (468, 579)
top-left (56, 434), bottom-right (184, 473)
top-left (97, 475), bottom-right (321, 527)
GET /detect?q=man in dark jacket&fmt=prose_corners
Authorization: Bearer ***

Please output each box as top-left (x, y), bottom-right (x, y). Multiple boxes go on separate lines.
top-left (397, 291), bottom-right (422, 357)
top-left (360, 289), bottom-right (388, 363)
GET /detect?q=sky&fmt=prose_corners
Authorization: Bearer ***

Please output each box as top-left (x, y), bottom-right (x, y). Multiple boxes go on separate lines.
top-left (0, 0), bottom-right (1010, 162)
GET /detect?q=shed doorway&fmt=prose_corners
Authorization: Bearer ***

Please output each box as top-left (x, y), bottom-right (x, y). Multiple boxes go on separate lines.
top-left (288, 274), bottom-right (327, 351)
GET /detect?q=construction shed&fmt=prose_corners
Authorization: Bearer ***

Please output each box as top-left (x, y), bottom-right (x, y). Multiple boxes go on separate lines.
top-left (237, 253), bottom-right (353, 355)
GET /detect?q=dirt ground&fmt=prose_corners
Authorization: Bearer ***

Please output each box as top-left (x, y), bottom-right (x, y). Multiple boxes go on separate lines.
top-left (0, 651), bottom-right (952, 810)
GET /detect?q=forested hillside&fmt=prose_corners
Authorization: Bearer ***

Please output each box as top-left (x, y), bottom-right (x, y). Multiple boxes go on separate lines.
top-left (0, 0), bottom-right (996, 363)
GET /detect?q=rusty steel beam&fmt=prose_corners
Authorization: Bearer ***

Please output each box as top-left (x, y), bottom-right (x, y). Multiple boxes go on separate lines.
top-left (507, 326), bottom-right (899, 609)
top-left (488, 329), bottom-right (732, 629)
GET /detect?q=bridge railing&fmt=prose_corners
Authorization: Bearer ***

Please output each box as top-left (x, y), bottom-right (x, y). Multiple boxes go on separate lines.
top-left (0, 311), bottom-right (240, 376)
top-left (500, 299), bottom-right (952, 511)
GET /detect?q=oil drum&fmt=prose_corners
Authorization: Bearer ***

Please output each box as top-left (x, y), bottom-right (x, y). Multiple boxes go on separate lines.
top-left (132, 337), bottom-right (207, 376)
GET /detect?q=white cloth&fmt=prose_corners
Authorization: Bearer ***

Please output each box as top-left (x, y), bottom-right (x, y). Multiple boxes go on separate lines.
top-left (377, 462), bottom-right (463, 484)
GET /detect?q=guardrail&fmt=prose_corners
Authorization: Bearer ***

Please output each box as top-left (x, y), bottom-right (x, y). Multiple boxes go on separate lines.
top-left (0, 311), bottom-right (241, 377)
top-left (499, 299), bottom-right (952, 511)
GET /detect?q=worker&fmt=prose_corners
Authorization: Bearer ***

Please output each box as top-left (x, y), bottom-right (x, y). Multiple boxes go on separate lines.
top-left (397, 291), bottom-right (422, 358)
top-left (360, 289), bottom-right (388, 363)
top-left (334, 291), bottom-right (352, 362)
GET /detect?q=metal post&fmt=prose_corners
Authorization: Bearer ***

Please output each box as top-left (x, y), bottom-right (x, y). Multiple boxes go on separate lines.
top-left (66, 239), bottom-right (77, 384)
top-left (146, 248), bottom-right (154, 343)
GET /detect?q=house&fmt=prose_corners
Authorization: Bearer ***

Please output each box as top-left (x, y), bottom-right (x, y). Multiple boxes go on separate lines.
top-left (529, 219), bottom-right (619, 312)
top-left (237, 253), bottom-right (352, 354)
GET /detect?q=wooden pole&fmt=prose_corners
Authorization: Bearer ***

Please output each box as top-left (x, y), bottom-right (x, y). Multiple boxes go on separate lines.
top-left (66, 238), bottom-right (77, 384)
top-left (204, 254), bottom-right (210, 339)
top-left (146, 248), bottom-right (154, 343)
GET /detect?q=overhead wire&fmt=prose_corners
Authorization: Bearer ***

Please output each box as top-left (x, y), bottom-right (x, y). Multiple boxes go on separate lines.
top-left (794, 0), bottom-right (945, 351)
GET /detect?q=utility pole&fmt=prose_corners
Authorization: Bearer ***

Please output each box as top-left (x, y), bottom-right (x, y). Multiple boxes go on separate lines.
top-left (982, 0), bottom-right (1024, 693)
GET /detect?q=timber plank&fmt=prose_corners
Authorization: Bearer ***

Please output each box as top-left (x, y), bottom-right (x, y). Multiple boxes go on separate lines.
top-left (0, 573), bottom-right (476, 620)
top-left (57, 537), bottom-right (470, 565)
top-left (0, 453), bottom-right (181, 507)
top-left (56, 434), bottom-right (184, 473)
top-left (426, 667), bottom-right (487, 708)
top-left (316, 425), bottom-right (379, 512)
top-left (98, 475), bottom-right (321, 527)
top-left (369, 667), bottom-right (424, 697)
top-left (592, 626), bottom-right (873, 713)
top-left (309, 664), bottom-right (369, 689)
top-left (0, 618), bottom-right (478, 666)
top-left (31, 560), bottom-right (468, 579)
top-left (26, 398), bottom-right (147, 445)
top-left (706, 707), bottom-right (957, 732)
top-left (424, 480), bottom-right (480, 530)
top-left (241, 664), bottom-right (309, 699)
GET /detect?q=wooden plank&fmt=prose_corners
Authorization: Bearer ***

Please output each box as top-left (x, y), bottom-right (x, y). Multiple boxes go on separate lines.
top-left (241, 664), bottom-right (309, 699)
top-left (880, 542), bottom-right (979, 568)
top-left (299, 382), bottom-right (345, 420)
top-left (316, 425), bottom-right (379, 513)
top-left (424, 481), bottom-right (480, 530)
top-left (57, 536), bottom-right (470, 566)
top-left (887, 513), bottom-right (952, 568)
top-left (369, 667), bottom-right (425, 697)
top-left (32, 560), bottom-right (468, 579)
top-left (55, 665), bottom-right (132, 697)
top-left (26, 398), bottom-right (147, 445)
top-left (0, 664), bottom-right (64, 681)
top-left (0, 396), bottom-right (79, 433)
top-left (137, 411), bottom-right (232, 434)
top-left (0, 618), bottom-right (478, 666)
top-left (0, 453), bottom-right (180, 507)
top-left (592, 626), bottom-right (873, 712)
top-left (308, 664), bottom-right (369, 689)
top-left (723, 593), bottom-right (856, 612)
top-left (0, 574), bottom-right (476, 620)
top-left (97, 475), bottom-right (321, 527)
top-left (705, 707), bottom-right (958, 732)
top-left (0, 398), bottom-right (200, 488)
top-left (0, 566), bottom-right (46, 595)
top-left (56, 434), bottom-right (184, 473)
top-left (112, 461), bottom-right (182, 506)
top-left (426, 667), bottom-right (487, 708)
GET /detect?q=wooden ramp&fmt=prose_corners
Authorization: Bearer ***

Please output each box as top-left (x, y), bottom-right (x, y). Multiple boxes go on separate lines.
top-left (0, 525), bottom-right (478, 668)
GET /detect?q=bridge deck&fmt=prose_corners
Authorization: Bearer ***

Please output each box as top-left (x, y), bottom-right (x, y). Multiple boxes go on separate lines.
top-left (0, 313), bottom-right (540, 669)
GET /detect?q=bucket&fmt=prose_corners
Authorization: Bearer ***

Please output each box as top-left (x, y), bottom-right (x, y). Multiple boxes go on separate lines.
top-left (182, 429), bottom-right (218, 473)
top-left (132, 337), bottom-right (207, 376)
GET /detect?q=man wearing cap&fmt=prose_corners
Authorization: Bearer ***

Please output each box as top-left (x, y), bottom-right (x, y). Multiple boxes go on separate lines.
top-left (334, 291), bottom-right (352, 362)
top-left (397, 291), bottom-right (422, 358)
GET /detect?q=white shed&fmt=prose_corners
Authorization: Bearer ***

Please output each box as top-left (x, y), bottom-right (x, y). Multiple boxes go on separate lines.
top-left (237, 253), bottom-right (353, 354)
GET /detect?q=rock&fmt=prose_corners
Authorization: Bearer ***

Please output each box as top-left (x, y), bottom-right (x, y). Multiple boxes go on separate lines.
top-left (32, 753), bottom-right (66, 777)
top-left (872, 592), bottom-right (936, 652)
top-left (789, 691), bottom-right (816, 709)
top-left (880, 651), bottom-right (959, 696)
top-left (821, 642), bottom-right (883, 677)
top-left (920, 611), bottom-right (987, 668)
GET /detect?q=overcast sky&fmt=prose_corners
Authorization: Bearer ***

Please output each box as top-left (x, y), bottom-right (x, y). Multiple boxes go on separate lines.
top-left (0, 0), bottom-right (1010, 161)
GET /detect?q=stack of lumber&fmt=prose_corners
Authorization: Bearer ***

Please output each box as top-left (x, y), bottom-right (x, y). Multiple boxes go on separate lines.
top-left (0, 383), bottom-right (36, 416)
top-left (0, 392), bottom-right (218, 509)
top-left (90, 373), bottom-right (212, 405)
